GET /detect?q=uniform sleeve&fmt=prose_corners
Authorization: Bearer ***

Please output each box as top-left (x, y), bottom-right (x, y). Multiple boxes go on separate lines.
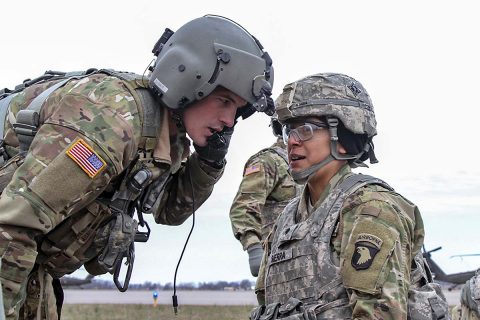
top-left (255, 223), bottom-right (276, 306)
top-left (0, 80), bottom-right (141, 316)
top-left (229, 153), bottom-right (277, 250)
top-left (339, 190), bottom-right (417, 320)
top-left (151, 152), bottom-right (224, 225)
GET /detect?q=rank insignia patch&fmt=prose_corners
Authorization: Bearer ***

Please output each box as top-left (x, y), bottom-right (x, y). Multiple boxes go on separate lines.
top-left (351, 233), bottom-right (383, 271)
top-left (66, 139), bottom-right (106, 178)
top-left (244, 164), bottom-right (261, 176)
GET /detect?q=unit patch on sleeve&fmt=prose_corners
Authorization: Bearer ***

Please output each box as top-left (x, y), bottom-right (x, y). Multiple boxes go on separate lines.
top-left (244, 164), bottom-right (261, 176)
top-left (351, 233), bottom-right (383, 270)
top-left (66, 138), bottom-right (106, 178)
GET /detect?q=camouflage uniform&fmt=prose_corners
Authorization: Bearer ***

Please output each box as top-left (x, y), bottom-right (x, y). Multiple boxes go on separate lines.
top-left (229, 138), bottom-right (297, 251)
top-left (256, 164), bottom-right (425, 319)
top-left (253, 73), bottom-right (449, 320)
top-left (0, 72), bottom-right (223, 319)
top-left (453, 270), bottom-right (480, 320)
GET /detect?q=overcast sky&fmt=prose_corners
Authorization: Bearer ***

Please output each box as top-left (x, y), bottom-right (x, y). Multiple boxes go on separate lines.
top-left (1, 0), bottom-right (479, 287)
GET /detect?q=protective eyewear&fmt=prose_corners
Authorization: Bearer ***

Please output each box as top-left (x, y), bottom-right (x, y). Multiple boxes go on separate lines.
top-left (282, 122), bottom-right (328, 144)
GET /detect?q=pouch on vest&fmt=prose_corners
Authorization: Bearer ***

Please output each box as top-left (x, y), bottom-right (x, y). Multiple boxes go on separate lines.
top-left (408, 252), bottom-right (450, 320)
top-left (278, 297), bottom-right (303, 317)
top-left (93, 212), bottom-right (138, 273)
top-left (250, 305), bottom-right (266, 320)
top-left (260, 302), bottom-right (280, 320)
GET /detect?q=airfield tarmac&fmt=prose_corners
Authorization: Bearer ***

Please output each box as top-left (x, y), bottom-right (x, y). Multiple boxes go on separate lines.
top-left (64, 289), bottom-right (461, 306)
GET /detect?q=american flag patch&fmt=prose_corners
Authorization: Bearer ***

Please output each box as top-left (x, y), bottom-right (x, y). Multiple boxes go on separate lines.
top-left (244, 164), bottom-right (261, 176)
top-left (66, 139), bottom-right (106, 178)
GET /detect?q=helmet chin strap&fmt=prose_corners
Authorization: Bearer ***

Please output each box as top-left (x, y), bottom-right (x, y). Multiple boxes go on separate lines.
top-left (290, 116), bottom-right (359, 185)
top-left (291, 154), bottom-right (335, 184)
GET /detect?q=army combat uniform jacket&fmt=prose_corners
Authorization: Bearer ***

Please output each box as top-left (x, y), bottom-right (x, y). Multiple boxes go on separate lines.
top-left (229, 138), bottom-right (297, 251)
top-left (256, 165), bottom-right (427, 319)
top-left (0, 71), bottom-right (224, 319)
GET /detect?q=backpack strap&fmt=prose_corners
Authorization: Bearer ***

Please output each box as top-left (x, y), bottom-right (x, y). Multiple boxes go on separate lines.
top-left (13, 77), bottom-right (82, 153)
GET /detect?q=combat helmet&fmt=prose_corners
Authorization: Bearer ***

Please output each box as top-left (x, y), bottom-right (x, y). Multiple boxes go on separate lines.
top-left (149, 15), bottom-right (274, 119)
top-left (276, 73), bottom-right (378, 183)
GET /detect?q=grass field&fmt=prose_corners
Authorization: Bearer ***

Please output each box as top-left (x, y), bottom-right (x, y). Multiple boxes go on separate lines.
top-left (62, 304), bottom-right (253, 320)
top-left (60, 303), bottom-right (459, 319)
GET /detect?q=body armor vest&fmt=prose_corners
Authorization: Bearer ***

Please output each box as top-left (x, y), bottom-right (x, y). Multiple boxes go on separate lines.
top-left (264, 174), bottom-right (391, 319)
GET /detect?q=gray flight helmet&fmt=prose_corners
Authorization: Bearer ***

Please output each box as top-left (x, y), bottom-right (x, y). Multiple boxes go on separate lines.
top-left (149, 15), bottom-right (274, 116)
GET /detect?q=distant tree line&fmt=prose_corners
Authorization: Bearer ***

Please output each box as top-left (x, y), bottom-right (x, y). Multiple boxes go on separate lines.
top-left (71, 279), bottom-right (254, 291)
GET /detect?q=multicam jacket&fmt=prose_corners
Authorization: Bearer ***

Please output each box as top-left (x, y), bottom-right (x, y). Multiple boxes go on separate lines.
top-left (0, 71), bottom-right (224, 318)
top-left (258, 165), bottom-right (426, 319)
top-left (229, 138), bottom-right (297, 251)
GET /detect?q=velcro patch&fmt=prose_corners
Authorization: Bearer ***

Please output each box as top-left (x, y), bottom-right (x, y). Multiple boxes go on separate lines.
top-left (352, 233), bottom-right (383, 270)
top-left (244, 164), bottom-right (261, 176)
top-left (341, 218), bottom-right (398, 294)
top-left (66, 138), bottom-right (106, 178)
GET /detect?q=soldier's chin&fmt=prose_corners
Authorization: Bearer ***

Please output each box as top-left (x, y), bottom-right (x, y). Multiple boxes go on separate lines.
top-left (192, 136), bottom-right (208, 147)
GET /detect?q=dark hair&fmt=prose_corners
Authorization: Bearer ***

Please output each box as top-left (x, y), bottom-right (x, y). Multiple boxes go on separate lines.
top-left (337, 120), bottom-right (370, 162)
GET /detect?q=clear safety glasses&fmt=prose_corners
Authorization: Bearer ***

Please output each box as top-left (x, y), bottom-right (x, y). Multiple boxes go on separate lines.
top-left (282, 122), bottom-right (328, 144)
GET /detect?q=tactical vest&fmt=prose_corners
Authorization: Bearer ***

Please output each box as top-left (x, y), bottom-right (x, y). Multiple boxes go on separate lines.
top-left (255, 174), bottom-right (449, 320)
top-left (0, 69), bottom-right (169, 290)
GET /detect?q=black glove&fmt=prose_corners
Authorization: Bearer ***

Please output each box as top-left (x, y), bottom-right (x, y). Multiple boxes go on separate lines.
top-left (262, 86), bottom-right (275, 116)
top-left (194, 126), bottom-right (234, 166)
top-left (247, 243), bottom-right (264, 277)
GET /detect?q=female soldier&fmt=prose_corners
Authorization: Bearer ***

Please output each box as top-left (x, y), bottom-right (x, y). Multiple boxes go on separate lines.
top-left (253, 73), bottom-right (449, 320)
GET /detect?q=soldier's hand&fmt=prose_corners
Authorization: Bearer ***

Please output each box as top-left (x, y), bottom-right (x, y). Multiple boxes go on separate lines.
top-left (194, 126), bottom-right (234, 167)
top-left (247, 243), bottom-right (264, 277)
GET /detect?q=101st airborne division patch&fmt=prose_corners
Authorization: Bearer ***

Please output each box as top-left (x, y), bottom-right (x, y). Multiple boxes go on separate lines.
top-left (351, 233), bottom-right (383, 270)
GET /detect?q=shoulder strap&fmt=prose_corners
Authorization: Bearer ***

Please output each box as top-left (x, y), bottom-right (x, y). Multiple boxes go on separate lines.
top-left (135, 88), bottom-right (161, 138)
top-left (312, 173), bottom-right (393, 226)
top-left (13, 76), bottom-right (85, 152)
top-left (27, 78), bottom-right (75, 113)
top-left (100, 69), bottom-right (161, 139)
top-left (338, 173), bottom-right (393, 194)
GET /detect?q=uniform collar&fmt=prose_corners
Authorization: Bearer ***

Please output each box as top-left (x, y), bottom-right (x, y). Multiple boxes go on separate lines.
top-left (297, 164), bottom-right (351, 221)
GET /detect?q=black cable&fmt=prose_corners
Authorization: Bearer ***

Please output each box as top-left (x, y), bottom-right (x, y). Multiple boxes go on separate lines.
top-left (172, 163), bottom-right (195, 315)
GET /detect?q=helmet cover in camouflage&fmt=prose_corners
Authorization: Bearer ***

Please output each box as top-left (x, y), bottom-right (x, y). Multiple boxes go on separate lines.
top-left (275, 73), bottom-right (376, 137)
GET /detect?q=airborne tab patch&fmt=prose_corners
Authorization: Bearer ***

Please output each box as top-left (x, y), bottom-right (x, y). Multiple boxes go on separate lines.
top-left (351, 233), bottom-right (383, 271)
top-left (66, 138), bottom-right (106, 178)
top-left (244, 164), bottom-right (261, 176)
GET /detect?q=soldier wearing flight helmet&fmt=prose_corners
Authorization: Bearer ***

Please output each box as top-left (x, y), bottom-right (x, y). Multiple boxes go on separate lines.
top-left (0, 15), bottom-right (274, 319)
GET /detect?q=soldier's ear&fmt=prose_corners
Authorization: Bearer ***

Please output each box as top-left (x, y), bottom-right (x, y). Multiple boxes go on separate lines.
top-left (337, 143), bottom-right (347, 154)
